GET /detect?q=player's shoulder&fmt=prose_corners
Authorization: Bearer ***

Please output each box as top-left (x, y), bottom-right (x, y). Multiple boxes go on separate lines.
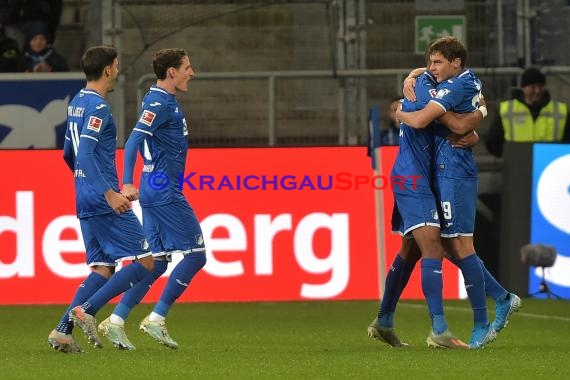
top-left (145, 86), bottom-right (170, 103)
top-left (419, 71), bottom-right (437, 86)
top-left (79, 89), bottom-right (110, 112)
top-left (456, 69), bottom-right (481, 88)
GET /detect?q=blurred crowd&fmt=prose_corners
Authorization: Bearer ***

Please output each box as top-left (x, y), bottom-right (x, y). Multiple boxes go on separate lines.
top-left (0, 0), bottom-right (68, 73)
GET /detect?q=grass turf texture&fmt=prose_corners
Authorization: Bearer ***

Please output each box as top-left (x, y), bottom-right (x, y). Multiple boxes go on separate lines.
top-left (1, 299), bottom-right (569, 379)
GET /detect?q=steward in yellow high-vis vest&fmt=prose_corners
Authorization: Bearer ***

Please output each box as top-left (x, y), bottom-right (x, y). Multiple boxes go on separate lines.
top-left (500, 98), bottom-right (567, 142)
top-left (485, 67), bottom-right (570, 158)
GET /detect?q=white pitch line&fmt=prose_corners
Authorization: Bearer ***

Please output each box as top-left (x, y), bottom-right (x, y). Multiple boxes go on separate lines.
top-left (399, 302), bottom-right (570, 323)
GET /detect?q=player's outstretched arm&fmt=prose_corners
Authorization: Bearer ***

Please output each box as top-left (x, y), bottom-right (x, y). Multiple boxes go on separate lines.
top-left (396, 101), bottom-right (444, 128)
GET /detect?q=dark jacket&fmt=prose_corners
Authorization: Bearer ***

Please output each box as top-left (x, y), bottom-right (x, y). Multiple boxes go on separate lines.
top-left (17, 44), bottom-right (69, 72)
top-left (0, 34), bottom-right (19, 72)
top-left (485, 89), bottom-right (570, 158)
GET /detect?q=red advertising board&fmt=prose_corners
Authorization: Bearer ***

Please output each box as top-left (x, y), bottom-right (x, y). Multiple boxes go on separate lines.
top-left (0, 147), bottom-right (459, 304)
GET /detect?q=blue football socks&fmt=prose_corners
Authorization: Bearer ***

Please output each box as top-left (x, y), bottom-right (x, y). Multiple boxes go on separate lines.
top-left (153, 253), bottom-right (206, 317)
top-left (457, 253), bottom-right (488, 328)
top-left (478, 257), bottom-right (508, 300)
top-left (81, 261), bottom-right (149, 316)
top-left (113, 260), bottom-right (168, 320)
top-left (421, 258), bottom-right (447, 334)
top-left (56, 271), bottom-right (108, 334)
top-left (377, 254), bottom-right (417, 328)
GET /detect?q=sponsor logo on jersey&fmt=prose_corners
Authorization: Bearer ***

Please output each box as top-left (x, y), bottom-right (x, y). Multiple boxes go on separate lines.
top-left (149, 102), bottom-right (161, 106)
top-left (139, 110), bottom-right (156, 126)
top-left (95, 104), bottom-right (107, 110)
top-left (87, 116), bottom-right (103, 132)
top-left (435, 89), bottom-right (451, 99)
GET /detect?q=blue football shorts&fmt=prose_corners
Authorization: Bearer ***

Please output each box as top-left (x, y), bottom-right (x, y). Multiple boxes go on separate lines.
top-left (142, 200), bottom-right (206, 259)
top-left (80, 209), bottom-right (151, 267)
top-left (391, 185), bottom-right (441, 237)
top-left (434, 176), bottom-right (477, 237)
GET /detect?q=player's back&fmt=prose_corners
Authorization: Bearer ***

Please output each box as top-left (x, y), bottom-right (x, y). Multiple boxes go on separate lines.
top-left (391, 71), bottom-right (438, 192)
top-left (67, 89), bottom-right (119, 217)
top-left (137, 85), bottom-right (189, 206)
top-left (431, 70), bottom-right (481, 178)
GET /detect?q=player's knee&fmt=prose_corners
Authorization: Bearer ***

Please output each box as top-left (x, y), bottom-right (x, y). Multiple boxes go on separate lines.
top-left (91, 265), bottom-right (115, 279)
top-left (138, 255), bottom-right (155, 272)
top-left (185, 252), bottom-right (207, 269)
top-left (153, 258), bottom-right (168, 276)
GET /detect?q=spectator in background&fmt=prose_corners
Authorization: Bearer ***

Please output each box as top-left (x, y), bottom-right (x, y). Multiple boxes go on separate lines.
top-left (485, 67), bottom-right (570, 158)
top-left (381, 97), bottom-right (402, 146)
top-left (18, 21), bottom-right (68, 72)
top-left (1, 0), bottom-right (62, 50)
top-left (0, 15), bottom-right (19, 72)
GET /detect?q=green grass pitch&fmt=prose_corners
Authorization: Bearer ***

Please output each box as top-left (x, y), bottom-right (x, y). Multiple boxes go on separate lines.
top-left (1, 299), bottom-right (569, 379)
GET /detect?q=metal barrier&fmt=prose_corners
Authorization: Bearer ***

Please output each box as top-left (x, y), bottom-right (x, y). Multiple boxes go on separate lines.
top-left (136, 66), bottom-right (570, 146)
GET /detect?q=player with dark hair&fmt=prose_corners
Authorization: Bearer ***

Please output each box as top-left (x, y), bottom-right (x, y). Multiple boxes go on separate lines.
top-left (368, 62), bottom-right (487, 349)
top-left (395, 36), bottom-right (521, 348)
top-left (48, 46), bottom-right (155, 353)
top-left (97, 48), bottom-right (206, 350)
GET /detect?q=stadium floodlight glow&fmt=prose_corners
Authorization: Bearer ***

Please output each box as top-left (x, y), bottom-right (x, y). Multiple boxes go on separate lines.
top-left (520, 244), bottom-right (563, 299)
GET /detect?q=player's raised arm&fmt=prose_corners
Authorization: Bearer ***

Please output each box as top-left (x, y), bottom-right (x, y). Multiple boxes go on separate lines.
top-left (402, 67), bottom-right (427, 102)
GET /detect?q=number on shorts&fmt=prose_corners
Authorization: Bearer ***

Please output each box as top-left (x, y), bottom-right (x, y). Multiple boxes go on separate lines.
top-left (441, 201), bottom-right (452, 220)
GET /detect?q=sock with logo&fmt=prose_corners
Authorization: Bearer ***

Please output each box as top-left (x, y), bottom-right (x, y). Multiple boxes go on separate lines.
top-left (456, 253), bottom-right (488, 328)
top-left (377, 254), bottom-right (417, 327)
top-left (81, 261), bottom-right (149, 316)
top-left (112, 260), bottom-right (168, 322)
top-left (421, 258), bottom-right (447, 334)
top-left (153, 253), bottom-right (206, 317)
top-left (56, 271), bottom-right (108, 334)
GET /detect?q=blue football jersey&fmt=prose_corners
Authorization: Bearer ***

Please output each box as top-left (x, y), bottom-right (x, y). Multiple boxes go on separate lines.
top-left (125, 85), bottom-right (189, 207)
top-left (391, 71), bottom-right (438, 192)
top-left (64, 89), bottom-right (119, 218)
top-left (430, 70), bottom-right (481, 178)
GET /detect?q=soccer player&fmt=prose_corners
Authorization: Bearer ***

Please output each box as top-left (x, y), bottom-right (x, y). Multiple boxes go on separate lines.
top-left (396, 36), bottom-right (521, 348)
top-left (369, 65), bottom-right (520, 349)
top-left (370, 67), bottom-right (487, 349)
top-left (48, 46), bottom-right (155, 353)
top-left (97, 48), bottom-right (206, 350)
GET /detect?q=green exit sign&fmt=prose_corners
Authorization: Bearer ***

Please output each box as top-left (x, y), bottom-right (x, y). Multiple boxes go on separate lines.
top-left (415, 16), bottom-right (466, 54)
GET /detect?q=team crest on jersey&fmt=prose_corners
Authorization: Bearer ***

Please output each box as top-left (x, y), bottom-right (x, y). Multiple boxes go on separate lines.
top-left (87, 116), bottom-right (103, 132)
top-left (431, 209), bottom-right (439, 220)
top-left (140, 239), bottom-right (150, 251)
top-left (139, 110), bottom-right (156, 126)
top-left (429, 89), bottom-right (437, 97)
top-left (435, 88), bottom-right (451, 99)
